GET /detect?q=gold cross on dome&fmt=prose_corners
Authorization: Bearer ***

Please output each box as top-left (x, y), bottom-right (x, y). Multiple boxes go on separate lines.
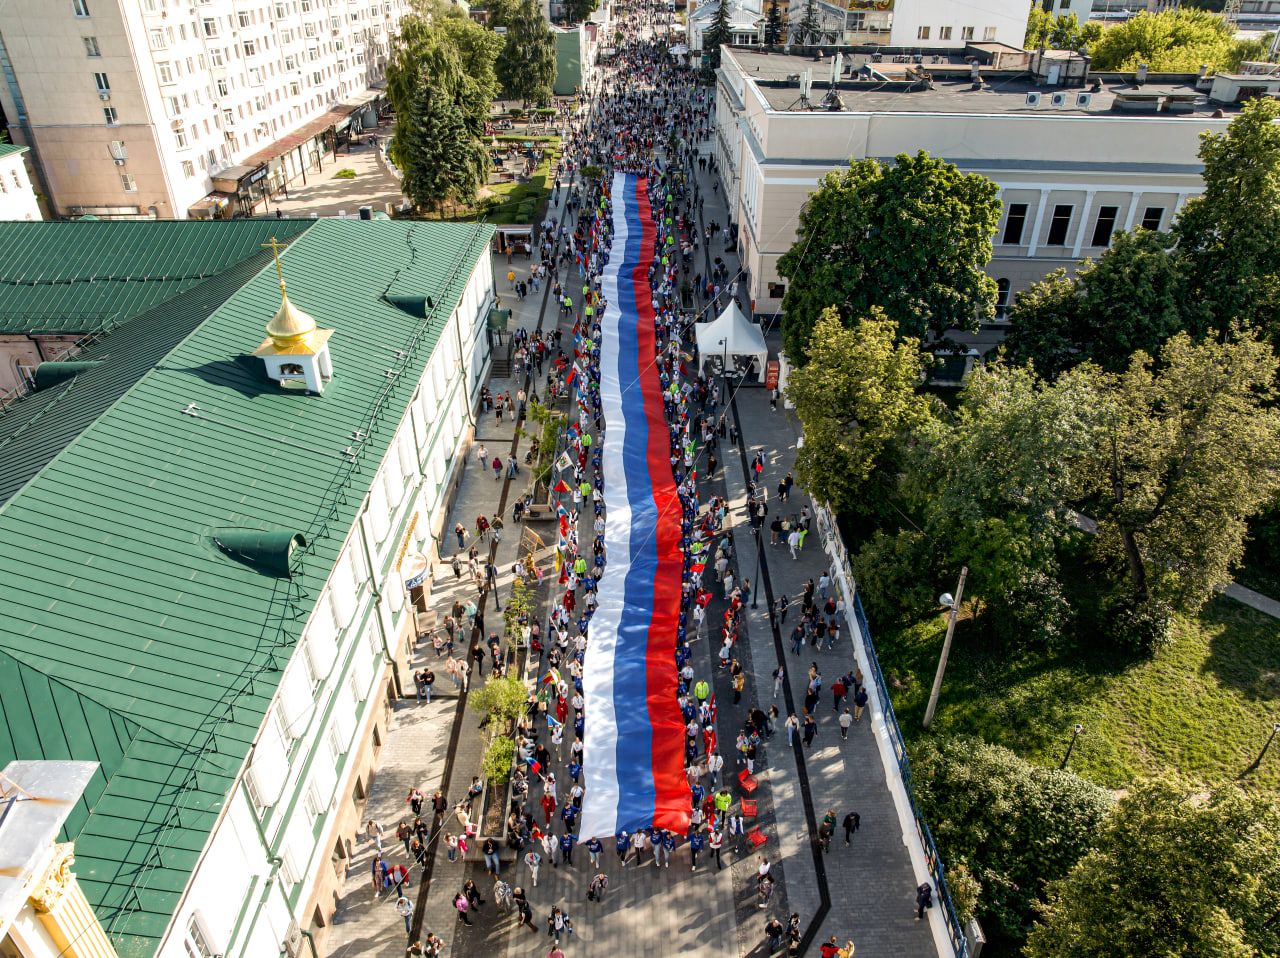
top-left (261, 236), bottom-right (288, 290)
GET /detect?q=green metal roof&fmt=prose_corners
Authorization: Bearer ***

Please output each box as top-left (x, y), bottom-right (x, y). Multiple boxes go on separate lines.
top-left (0, 142), bottom-right (28, 160)
top-left (0, 218), bottom-right (494, 957)
top-left (0, 220), bottom-right (312, 335)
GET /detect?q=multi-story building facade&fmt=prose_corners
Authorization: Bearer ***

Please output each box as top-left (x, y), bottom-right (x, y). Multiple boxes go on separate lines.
top-left (0, 218), bottom-right (495, 958)
top-left (0, 0), bottom-right (409, 220)
top-left (713, 47), bottom-right (1267, 358)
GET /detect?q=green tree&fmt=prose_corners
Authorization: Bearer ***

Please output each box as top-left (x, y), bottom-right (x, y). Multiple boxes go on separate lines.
top-left (1068, 333), bottom-right (1280, 644)
top-left (1004, 231), bottom-right (1190, 378)
top-left (913, 736), bottom-right (1114, 943)
top-left (1088, 9), bottom-right (1244, 72)
top-left (910, 363), bottom-right (1094, 639)
top-left (704, 0), bottom-right (732, 69)
top-left (469, 673), bottom-right (530, 727)
top-left (763, 0), bottom-right (784, 45)
top-left (1174, 98), bottom-right (1280, 345)
top-left (496, 0), bottom-right (557, 106)
top-left (777, 151), bottom-right (1001, 362)
top-left (564, 0), bottom-right (599, 22)
top-left (792, 0), bottom-right (821, 45)
top-left (396, 80), bottom-right (488, 215)
top-left (1026, 8), bottom-right (1102, 50)
top-left (785, 307), bottom-right (934, 516)
top-left (1026, 779), bottom-right (1280, 958)
top-left (388, 5), bottom-right (503, 137)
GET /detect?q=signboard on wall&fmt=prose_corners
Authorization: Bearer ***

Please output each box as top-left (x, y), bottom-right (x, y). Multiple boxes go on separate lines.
top-left (846, 0), bottom-right (892, 8)
top-left (765, 360), bottom-right (780, 390)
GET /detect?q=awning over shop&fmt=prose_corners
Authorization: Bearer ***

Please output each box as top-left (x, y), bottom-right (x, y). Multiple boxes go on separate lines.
top-left (241, 108), bottom-right (349, 170)
top-left (187, 191), bottom-right (234, 218)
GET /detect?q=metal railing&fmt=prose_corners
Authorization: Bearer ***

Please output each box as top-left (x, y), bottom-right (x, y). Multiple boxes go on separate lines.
top-left (814, 503), bottom-right (969, 958)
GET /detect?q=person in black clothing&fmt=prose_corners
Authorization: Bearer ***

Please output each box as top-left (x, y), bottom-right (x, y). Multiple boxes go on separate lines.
top-left (765, 917), bottom-right (785, 953)
top-left (512, 887), bottom-right (537, 933)
top-left (843, 811), bottom-right (861, 845)
top-left (916, 882), bottom-right (933, 919)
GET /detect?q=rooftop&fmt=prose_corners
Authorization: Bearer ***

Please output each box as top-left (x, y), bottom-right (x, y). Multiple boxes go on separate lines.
top-left (727, 48), bottom-right (1234, 117)
top-left (0, 218), bottom-right (493, 957)
top-left (0, 220), bottom-right (312, 335)
top-left (0, 142), bottom-right (28, 161)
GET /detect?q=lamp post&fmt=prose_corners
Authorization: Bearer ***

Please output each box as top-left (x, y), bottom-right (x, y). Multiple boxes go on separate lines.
top-left (1060, 723), bottom-right (1084, 771)
top-left (1243, 722), bottom-right (1280, 776)
top-left (922, 566), bottom-right (967, 730)
top-left (751, 518), bottom-right (761, 609)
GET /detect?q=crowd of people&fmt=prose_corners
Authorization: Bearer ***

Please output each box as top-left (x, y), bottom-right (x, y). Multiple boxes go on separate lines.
top-left (395, 1), bottom-right (888, 955)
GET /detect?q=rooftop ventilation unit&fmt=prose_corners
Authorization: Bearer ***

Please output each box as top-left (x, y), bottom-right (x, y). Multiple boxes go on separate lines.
top-left (1076, 91), bottom-right (1093, 108)
top-left (1024, 91), bottom-right (1042, 107)
top-left (1050, 91), bottom-right (1068, 107)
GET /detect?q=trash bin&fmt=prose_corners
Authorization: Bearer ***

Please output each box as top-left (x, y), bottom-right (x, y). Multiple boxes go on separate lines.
top-left (359, 206), bottom-right (372, 220)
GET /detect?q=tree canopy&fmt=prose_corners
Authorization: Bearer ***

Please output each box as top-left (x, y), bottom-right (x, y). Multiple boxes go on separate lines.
top-left (784, 307), bottom-right (934, 516)
top-left (396, 80), bottom-right (488, 215)
top-left (495, 0), bottom-right (558, 106)
top-left (777, 151), bottom-right (1001, 362)
top-left (704, 0), bottom-right (732, 69)
top-left (1026, 779), bottom-right (1280, 958)
top-left (1088, 9), bottom-right (1258, 72)
top-left (1024, 7), bottom-right (1102, 51)
top-left (1174, 98), bottom-right (1280, 345)
top-left (1067, 333), bottom-right (1280, 645)
top-left (913, 736), bottom-right (1114, 942)
top-left (1004, 230), bottom-right (1190, 378)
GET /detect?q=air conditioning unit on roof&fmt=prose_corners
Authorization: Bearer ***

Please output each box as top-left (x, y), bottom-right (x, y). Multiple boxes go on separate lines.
top-left (1024, 91), bottom-right (1041, 107)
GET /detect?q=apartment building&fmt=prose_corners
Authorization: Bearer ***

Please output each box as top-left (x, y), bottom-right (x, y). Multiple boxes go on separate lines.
top-left (0, 218), bottom-right (495, 958)
top-left (713, 47), bottom-right (1262, 348)
top-left (0, 0), bottom-right (409, 220)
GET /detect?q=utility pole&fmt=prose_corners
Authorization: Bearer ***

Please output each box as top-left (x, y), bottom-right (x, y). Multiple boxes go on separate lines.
top-left (922, 566), bottom-right (967, 730)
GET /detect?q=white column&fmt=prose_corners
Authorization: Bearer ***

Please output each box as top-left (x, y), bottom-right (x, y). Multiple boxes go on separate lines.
top-left (1123, 191), bottom-right (1142, 232)
top-left (1026, 189), bottom-right (1050, 257)
top-left (1072, 189), bottom-right (1097, 258)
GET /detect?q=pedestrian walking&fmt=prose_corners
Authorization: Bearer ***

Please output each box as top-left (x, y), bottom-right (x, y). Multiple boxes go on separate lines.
top-left (587, 872), bottom-right (609, 902)
top-left (839, 707), bottom-right (853, 740)
top-left (547, 906), bottom-right (573, 943)
top-left (854, 686), bottom-right (869, 721)
top-left (916, 882), bottom-right (933, 920)
top-left (524, 849), bottom-right (542, 887)
top-left (454, 891), bottom-right (472, 925)
top-left (843, 811), bottom-right (861, 845)
top-left (803, 712), bottom-right (818, 747)
top-left (513, 886), bottom-right (538, 932)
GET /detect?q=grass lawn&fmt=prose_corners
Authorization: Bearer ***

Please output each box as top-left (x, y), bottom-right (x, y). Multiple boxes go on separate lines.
top-left (874, 595), bottom-right (1280, 796)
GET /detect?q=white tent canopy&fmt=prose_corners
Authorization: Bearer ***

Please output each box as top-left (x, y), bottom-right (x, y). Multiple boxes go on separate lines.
top-left (696, 300), bottom-right (768, 379)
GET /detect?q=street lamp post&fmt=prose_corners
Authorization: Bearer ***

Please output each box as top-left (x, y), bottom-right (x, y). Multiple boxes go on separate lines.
top-left (1243, 722), bottom-right (1280, 775)
top-left (751, 522), bottom-right (760, 609)
top-left (922, 566), bottom-right (968, 729)
top-left (1060, 723), bottom-right (1084, 771)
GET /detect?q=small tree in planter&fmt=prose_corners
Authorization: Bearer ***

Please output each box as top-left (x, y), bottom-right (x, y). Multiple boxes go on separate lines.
top-left (469, 673), bottom-right (529, 734)
top-left (469, 673), bottom-right (530, 833)
top-left (504, 576), bottom-right (535, 649)
top-left (580, 164), bottom-right (603, 184)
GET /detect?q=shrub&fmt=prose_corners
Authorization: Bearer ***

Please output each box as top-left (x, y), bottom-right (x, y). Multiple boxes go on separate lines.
top-left (1102, 593), bottom-right (1173, 654)
top-left (912, 735), bottom-right (1113, 943)
top-left (850, 529), bottom-right (937, 625)
top-left (333, 168), bottom-right (357, 179)
top-left (481, 736), bottom-right (517, 785)
top-left (468, 673), bottom-right (529, 727)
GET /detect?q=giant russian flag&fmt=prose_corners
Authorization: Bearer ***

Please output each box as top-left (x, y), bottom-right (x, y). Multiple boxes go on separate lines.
top-left (580, 172), bottom-right (691, 838)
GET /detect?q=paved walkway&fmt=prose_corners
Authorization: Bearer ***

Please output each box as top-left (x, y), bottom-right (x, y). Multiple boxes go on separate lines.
top-left (269, 132), bottom-right (407, 219)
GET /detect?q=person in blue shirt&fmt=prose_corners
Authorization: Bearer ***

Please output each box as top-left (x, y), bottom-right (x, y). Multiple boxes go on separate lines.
top-left (568, 760), bottom-right (582, 783)
top-left (688, 829), bottom-right (706, 870)
top-left (559, 832), bottom-right (576, 866)
top-left (585, 836), bottom-right (604, 868)
top-left (615, 832), bottom-right (630, 864)
top-left (561, 803), bottom-right (578, 828)
top-left (662, 829), bottom-right (677, 869)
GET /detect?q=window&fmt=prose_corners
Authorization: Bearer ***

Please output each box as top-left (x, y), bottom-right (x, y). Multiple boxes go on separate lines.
top-left (961, 25), bottom-right (974, 39)
top-left (73, 0), bottom-right (90, 16)
top-left (158, 61), bottom-right (173, 83)
top-left (93, 72), bottom-right (110, 92)
top-left (767, 281), bottom-right (786, 298)
top-left (175, 127), bottom-right (188, 147)
top-left (304, 785), bottom-right (323, 824)
top-left (1091, 205), bottom-right (1119, 247)
top-left (244, 770), bottom-right (265, 812)
top-left (983, 26), bottom-right (997, 40)
top-left (149, 28), bottom-right (165, 49)
top-left (120, 173), bottom-right (137, 192)
top-left (166, 95), bottom-right (180, 116)
top-left (238, 10), bottom-right (252, 26)
top-left (210, 47), bottom-right (223, 66)
top-left (216, 78), bottom-right (229, 96)
top-left (1046, 204), bottom-right (1073, 245)
top-left (917, 25), bottom-right (930, 39)
top-left (202, 17), bottom-right (217, 36)
top-left (182, 160), bottom-right (195, 176)
top-left (938, 25), bottom-right (952, 39)
top-left (183, 915), bottom-right (216, 958)
top-left (995, 278), bottom-right (1011, 318)
top-left (1002, 202), bottom-right (1028, 244)
top-left (103, 106), bottom-right (118, 124)
top-left (83, 36), bottom-right (101, 56)
top-left (243, 39), bottom-right (257, 56)
top-left (1141, 206), bottom-right (1164, 231)
top-left (108, 139), bottom-right (126, 159)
